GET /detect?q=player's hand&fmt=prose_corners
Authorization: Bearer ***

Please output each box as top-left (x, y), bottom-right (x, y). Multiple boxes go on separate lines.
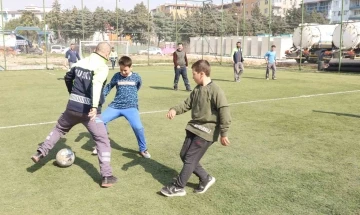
top-left (177, 65), bottom-right (180, 69)
top-left (88, 108), bottom-right (97, 121)
top-left (166, 109), bottom-right (176, 120)
top-left (220, 136), bottom-right (230, 146)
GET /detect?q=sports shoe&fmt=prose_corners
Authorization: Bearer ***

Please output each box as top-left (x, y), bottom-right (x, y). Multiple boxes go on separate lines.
top-left (160, 184), bottom-right (186, 197)
top-left (173, 85), bottom-right (178, 91)
top-left (139, 150), bottom-right (151, 158)
top-left (272, 77), bottom-right (277, 80)
top-left (193, 175), bottom-right (216, 194)
top-left (31, 151), bottom-right (44, 163)
top-left (92, 147), bottom-right (98, 155)
top-left (266, 78), bottom-right (269, 80)
top-left (101, 176), bottom-right (117, 188)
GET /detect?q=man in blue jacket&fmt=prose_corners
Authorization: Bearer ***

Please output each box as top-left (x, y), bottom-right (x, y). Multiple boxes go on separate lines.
top-left (232, 41), bottom-right (244, 82)
top-left (65, 43), bottom-right (80, 68)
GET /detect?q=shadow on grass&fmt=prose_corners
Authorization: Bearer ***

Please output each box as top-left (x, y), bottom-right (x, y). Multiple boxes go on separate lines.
top-left (242, 76), bottom-right (266, 80)
top-left (149, 86), bottom-right (174, 91)
top-left (76, 132), bottom-right (178, 186)
top-left (27, 137), bottom-right (101, 185)
top-left (212, 78), bottom-right (234, 82)
top-left (313, 110), bottom-right (360, 118)
top-left (57, 78), bottom-right (64, 80)
top-left (121, 152), bottom-right (178, 186)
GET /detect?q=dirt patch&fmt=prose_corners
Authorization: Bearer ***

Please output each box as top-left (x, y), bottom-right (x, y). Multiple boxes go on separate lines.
top-left (0, 53), bottom-right (299, 70)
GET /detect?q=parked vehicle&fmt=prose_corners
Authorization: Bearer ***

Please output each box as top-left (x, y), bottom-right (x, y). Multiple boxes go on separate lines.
top-left (285, 24), bottom-right (336, 63)
top-left (51, 45), bottom-right (68, 54)
top-left (138, 47), bottom-right (163, 55)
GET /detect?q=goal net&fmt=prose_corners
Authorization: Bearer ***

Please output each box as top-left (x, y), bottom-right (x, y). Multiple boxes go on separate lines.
top-left (79, 40), bottom-right (129, 59)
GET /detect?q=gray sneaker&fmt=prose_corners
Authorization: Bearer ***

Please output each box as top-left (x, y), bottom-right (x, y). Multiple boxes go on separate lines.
top-left (193, 175), bottom-right (216, 194)
top-left (139, 150), bottom-right (151, 158)
top-left (160, 184), bottom-right (186, 197)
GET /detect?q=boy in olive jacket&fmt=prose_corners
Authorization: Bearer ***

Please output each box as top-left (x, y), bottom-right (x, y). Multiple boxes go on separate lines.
top-left (160, 59), bottom-right (231, 197)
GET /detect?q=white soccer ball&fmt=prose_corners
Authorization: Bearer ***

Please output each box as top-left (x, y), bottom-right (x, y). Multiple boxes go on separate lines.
top-left (56, 148), bottom-right (75, 167)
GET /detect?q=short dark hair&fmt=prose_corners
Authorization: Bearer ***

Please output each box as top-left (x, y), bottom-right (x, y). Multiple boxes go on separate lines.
top-left (191, 60), bottom-right (211, 77)
top-left (236, 41), bottom-right (241, 44)
top-left (271, 45), bottom-right (276, 48)
top-left (178, 43), bottom-right (183, 46)
top-left (118, 56), bottom-right (132, 67)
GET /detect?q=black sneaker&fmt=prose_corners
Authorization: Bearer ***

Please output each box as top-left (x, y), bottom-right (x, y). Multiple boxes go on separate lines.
top-left (193, 175), bottom-right (216, 194)
top-left (160, 184), bottom-right (186, 197)
top-left (174, 85), bottom-right (178, 91)
top-left (186, 88), bottom-right (192, 92)
top-left (31, 151), bottom-right (44, 163)
top-left (101, 176), bottom-right (118, 188)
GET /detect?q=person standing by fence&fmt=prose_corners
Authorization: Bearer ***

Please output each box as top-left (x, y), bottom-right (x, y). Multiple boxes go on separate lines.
top-left (232, 41), bottom-right (244, 82)
top-left (173, 43), bottom-right (191, 91)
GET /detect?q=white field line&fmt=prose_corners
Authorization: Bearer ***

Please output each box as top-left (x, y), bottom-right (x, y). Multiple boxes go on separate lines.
top-left (1, 89), bottom-right (359, 130)
top-left (46, 72), bottom-right (56, 76)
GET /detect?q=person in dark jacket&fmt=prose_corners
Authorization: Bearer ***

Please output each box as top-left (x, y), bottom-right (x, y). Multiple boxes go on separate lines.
top-left (65, 43), bottom-right (80, 68)
top-left (173, 43), bottom-right (191, 91)
top-left (31, 42), bottom-right (117, 188)
top-left (232, 41), bottom-right (244, 82)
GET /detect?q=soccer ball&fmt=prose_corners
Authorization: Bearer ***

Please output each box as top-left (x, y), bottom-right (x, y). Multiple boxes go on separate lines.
top-left (56, 148), bottom-right (75, 167)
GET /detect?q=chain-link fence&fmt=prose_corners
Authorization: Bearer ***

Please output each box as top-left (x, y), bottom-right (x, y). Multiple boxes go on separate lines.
top-left (0, 0), bottom-right (355, 72)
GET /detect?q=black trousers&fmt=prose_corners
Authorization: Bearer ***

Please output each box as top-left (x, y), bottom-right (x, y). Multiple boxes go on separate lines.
top-left (175, 131), bottom-right (213, 188)
top-left (173, 67), bottom-right (190, 90)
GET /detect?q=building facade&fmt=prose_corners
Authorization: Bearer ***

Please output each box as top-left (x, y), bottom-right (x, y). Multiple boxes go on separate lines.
top-left (150, 3), bottom-right (201, 19)
top-left (259, 0), bottom-right (302, 17)
top-left (0, 5), bottom-right (51, 29)
top-left (304, 0), bottom-right (350, 23)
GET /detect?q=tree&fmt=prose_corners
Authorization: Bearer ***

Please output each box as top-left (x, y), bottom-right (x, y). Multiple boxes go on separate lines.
top-left (46, 0), bottom-right (63, 41)
top-left (249, 4), bottom-right (268, 35)
top-left (93, 7), bottom-right (112, 31)
top-left (285, 6), bottom-right (330, 33)
top-left (4, 18), bottom-right (21, 30)
top-left (153, 12), bottom-right (175, 45)
top-left (19, 11), bottom-right (40, 41)
top-left (271, 16), bottom-right (289, 35)
top-left (123, 2), bottom-right (151, 44)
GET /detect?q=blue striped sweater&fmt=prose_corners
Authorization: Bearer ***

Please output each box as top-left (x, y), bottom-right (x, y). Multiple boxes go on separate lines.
top-left (103, 72), bottom-right (142, 109)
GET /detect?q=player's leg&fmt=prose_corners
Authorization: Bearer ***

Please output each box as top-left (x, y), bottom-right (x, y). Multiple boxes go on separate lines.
top-left (266, 63), bottom-right (270, 80)
top-left (83, 115), bottom-right (117, 187)
top-left (176, 134), bottom-right (212, 188)
top-left (122, 108), bottom-right (150, 158)
top-left (91, 106), bottom-right (122, 155)
top-left (272, 63), bottom-right (277, 80)
top-left (238, 62), bottom-right (244, 81)
top-left (161, 132), bottom-right (212, 197)
top-left (173, 67), bottom-right (181, 90)
top-left (31, 110), bottom-right (78, 163)
top-left (234, 63), bottom-right (240, 82)
top-left (180, 67), bottom-right (191, 91)
top-left (101, 106), bottom-right (123, 132)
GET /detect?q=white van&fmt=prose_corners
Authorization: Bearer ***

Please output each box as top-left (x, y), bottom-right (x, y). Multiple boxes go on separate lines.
top-left (51, 45), bottom-right (68, 54)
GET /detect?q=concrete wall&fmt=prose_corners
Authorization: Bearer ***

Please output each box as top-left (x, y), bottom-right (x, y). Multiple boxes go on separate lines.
top-left (189, 35), bottom-right (294, 59)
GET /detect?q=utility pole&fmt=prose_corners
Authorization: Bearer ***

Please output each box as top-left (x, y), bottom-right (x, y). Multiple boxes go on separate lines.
top-left (1, 0), bottom-right (6, 70)
top-left (299, 0), bottom-right (304, 71)
top-left (43, 0), bottom-right (48, 69)
top-left (81, 0), bottom-right (84, 40)
top-left (338, 0), bottom-right (344, 73)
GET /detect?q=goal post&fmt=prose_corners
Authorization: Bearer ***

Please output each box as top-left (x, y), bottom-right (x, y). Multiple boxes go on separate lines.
top-left (79, 40), bottom-right (129, 59)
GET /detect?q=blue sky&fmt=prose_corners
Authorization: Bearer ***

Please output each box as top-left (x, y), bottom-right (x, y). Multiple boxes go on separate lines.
top-left (4, 0), bottom-right (227, 11)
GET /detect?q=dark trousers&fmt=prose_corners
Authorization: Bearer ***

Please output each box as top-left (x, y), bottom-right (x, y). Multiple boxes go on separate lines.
top-left (175, 131), bottom-right (213, 188)
top-left (174, 67), bottom-right (190, 90)
top-left (111, 60), bottom-right (116, 69)
top-left (37, 109), bottom-right (113, 177)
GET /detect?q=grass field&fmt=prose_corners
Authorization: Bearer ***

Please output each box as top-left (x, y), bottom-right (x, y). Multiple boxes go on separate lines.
top-left (1, 65), bottom-right (360, 215)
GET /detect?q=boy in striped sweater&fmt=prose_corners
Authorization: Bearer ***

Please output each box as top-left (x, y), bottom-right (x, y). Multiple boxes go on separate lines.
top-left (93, 56), bottom-right (151, 158)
